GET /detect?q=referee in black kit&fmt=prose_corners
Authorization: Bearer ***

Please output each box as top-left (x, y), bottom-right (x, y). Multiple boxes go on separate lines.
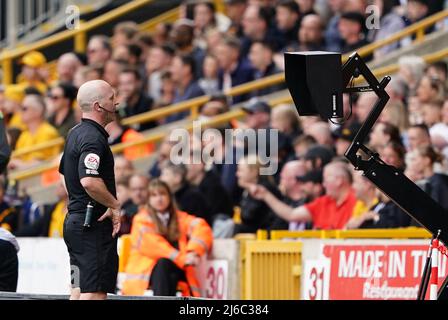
top-left (59, 80), bottom-right (121, 300)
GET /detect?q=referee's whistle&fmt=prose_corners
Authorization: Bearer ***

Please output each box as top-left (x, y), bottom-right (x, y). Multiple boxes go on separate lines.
top-left (83, 201), bottom-right (94, 228)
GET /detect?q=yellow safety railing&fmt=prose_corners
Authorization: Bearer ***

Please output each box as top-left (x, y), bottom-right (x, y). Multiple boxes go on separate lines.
top-left (138, 7), bottom-right (180, 33)
top-left (0, 0), bottom-right (155, 85)
top-left (267, 228), bottom-right (432, 240)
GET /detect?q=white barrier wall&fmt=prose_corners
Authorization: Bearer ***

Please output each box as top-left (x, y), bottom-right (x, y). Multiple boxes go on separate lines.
top-left (16, 238), bottom-right (240, 298)
top-left (300, 239), bottom-right (447, 300)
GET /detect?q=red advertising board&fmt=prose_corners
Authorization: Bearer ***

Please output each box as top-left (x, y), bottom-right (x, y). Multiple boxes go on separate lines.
top-left (303, 244), bottom-right (448, 300)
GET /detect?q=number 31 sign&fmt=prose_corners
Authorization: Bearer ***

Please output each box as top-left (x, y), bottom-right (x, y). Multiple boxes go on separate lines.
top-left (302, 259), bottom-right (330, 300)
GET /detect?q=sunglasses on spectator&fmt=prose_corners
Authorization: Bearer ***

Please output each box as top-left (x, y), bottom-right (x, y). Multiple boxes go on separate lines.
top-left (48, 94), bottom-right (64, 100)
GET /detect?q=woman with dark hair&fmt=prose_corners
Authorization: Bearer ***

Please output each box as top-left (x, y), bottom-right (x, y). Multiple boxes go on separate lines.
top-left (368, 0), bottom-right (405, 59)
top-left (122, 179), bottom-right (213, 297)
top-left (380, 141), bottom-right (406, 171)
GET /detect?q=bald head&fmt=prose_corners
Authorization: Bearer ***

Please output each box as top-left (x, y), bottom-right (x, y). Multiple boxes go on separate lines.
top-left (77, 80), bottom-right (113, 112)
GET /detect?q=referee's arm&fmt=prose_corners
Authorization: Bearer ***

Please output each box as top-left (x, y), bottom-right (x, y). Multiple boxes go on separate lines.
top-left (81, 177), bottom-right (120, 210)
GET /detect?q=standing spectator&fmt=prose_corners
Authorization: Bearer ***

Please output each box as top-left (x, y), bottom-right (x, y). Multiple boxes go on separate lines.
top-left (0, 227), bottom-right (19, 292)
top-left (120, 174), bottom-right (150, 236)
top-left (118, 67), bottom-right (155, 131)
top-left (166, 54), bottom-right (205, 122)
top-left (87, 35), bottom-right (112, 65)
top-left (9, 94), bottom-right (61, 170)
top-left (216, 36), bottom-right (254, 103)
top-left (56, 52), bottom-right (83, 85)
top-left (160, 162), bottom-right (210, 221)
top-left (47, 82), bottom-right (78, 138)
top-left (122, 179), bottom-right (212, 297)
top-left (248, 41), bottom-right (285, 97)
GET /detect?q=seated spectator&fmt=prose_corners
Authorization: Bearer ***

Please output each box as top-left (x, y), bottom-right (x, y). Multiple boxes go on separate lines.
top-left (198, 54), bottom-right (220, 95)
top-left (87, 35), bottom-right (112, 65)
top-left (145, 45), bottom-right (175, 102)
top-left (148, 136), bottom-right (176, 178)
top-left (114, 155), bottom-right (135, 184)
top-left (275, 0), bottom-right (301, 50)
top-left (56, 52), bottom-right (84, 85)
top-left (186, 148), bottom-right (233, 226)
top-left (325, 0), bottom-right (345, 52)
top-left (250, 161), bottom-right (356, 230)
top-left (422, 100), bottom-right (443, 129)
top-left (426, 61), bottom-right (448, 83)
top-left (406, 124), bottom-right (431, 152)
top-left (73, 64), bottom-right (103, 89)
top-left (153, 22), bottom-right (173, 46)
top-left (112, 21), bottom-right (139, 47)
top-left (3, 85), bottom-right (26, 131)
top-left (160, 162), bottom-right (210, 221)
top-left (367, 0), bottom-right (405, 59)
top-left (295, 14), bottom-right (325, 51)
top-left (270, 104), bottom-right (302, 142)
top-left (297, 0), bottom-right (317, 15)
top-left (103, 59), bottom-right (128, 91)
top-left (216, 35), bottom-right (254, 104)
top-left (193, 1), bottom-right (220, 49)
top-left (47, 82), bottom-right (79, 138)
top-left (333, 122), bottom-right (360, 156)
top-left (122, 179), bottom-right (212, 297)
top-left (198, 93), bottom-right (229, 122)
top-left (405, 0), bottom-right (431, 29)
top-left (0, 178), bottom-right (18, 233)
top-left (307, 121), bottom-right (334, 147)
top-left (118, 67), bottom-right (155, 131)
top-left (292, 134), bottom-right (316, 159)
top-left (338, 12), bottom-right (370, 59)
top-left (408, 146), bottom-right (448, 210)
top-left (369, 121), bottom-right (402, 151)
top-left (9, 94), bottom-right (61, 170)
top-left (430, 100), bottom-right (448, 155)
top-left (416, 75), bottom-right (445, 104)
top-left (0, 227), bottom-right (19, 292)
top-left (119, 174), bottom-right (149, 236)
top-left (380, 141), bottom-right (407, 171)
top-left (397, 55), bottom-right (426, 98)
top-left (166, 54), bottom-right (205, 123)
top-left (17, 51), bottom-right (48, 94)
top-left (303, 144), bottom-right (335, 171)
top-left (15, 181), bottom-right (67, 237)
top-left (248, 40), bottom-right (285, 97)
top-left (379, 99), bottom-right (409, 135)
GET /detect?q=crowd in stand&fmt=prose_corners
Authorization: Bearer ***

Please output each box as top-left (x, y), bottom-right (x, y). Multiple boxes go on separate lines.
top-left (0, 0), bottom-right (447, 295)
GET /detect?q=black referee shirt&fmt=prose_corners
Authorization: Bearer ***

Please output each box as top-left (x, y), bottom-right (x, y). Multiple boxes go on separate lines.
top-left (59, 118), bottom-right (116, 217)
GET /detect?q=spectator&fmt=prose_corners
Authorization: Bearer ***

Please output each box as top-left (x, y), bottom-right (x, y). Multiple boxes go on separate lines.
top-left (408, 146), bottom-right (448, 209)
top-left (379, 99), bottom-right (409, 134)
top-left (3, 85), bottom-right (25, 131)
top-left (122, 179), bottom-right (212, 297)
top-left (198, 54), bottom-right (220, 95)
top-left (136, 33), bottom-right (155, 63)
top-left (241, 4), bottom-right (280, 57)
top-left (112, 45), bottom-right (142, 67)
top-left (186, 148), bottom-right (234, 226)
top-left (232, 154), bottom-right (282, 234)
top-left (169, 19), bottom-right (205, 78)
top-left (225, 0), bottom-right (248, 38)
top-left (380, 141), bottom-right (407, 171)
top-left (153, 22), bottom-right (172, 46)
top-left (47, 82), bottom-right (78, 138)
top-left (368, 0), bottom-right (405, 59)
top-left (325, 0), bottom-right (345, 52)
top-left (276, 0), bottom-right (301, 49)
top-left (18, 51), bottom-right (48, 94)
top-left (216, 36), bottom-right (254, 103)
top-left (103, 59), bottom-right (128, 91)
top-left (426, 61), bottom-right (448, 83)
top-left (405, 0), bottom-right (431, 26)
top-left (338, 12), bottom-right (370, 58)
top-left (270, 103), bottom-right (302, 142)
top-left (0, 178), bottom-right (17, 233)
top-left (422, 100), bottom-right (443, 129)
top-left (87, 35), bottom-right (112, 65)
top-left (406, 124), bottom-right (431, 152)
top-left (416, 75), bottom-right (445, 104)
top-left (148, 136), bottom-right (176, 178)
top-left (118, 67), bottom-right (155, 131)
top-left (297, 0), bottom-right (317, 15)
top-left (0, 227), bottom-right (19, 292)
top-left (9, 94), bottom-right (61, 169)
top-left (430, 100), bottom-right (448, 154)
top-left (114, 155), bottom-right (135, 184)
top-left (250, 161), bottom-right (356, 229)
top-left (303, 144), bottom-right (335, 171)
top-left (307, 121), bottom-right (333, 147)
top-left (112, 21), bottom-right (138, 47)
top-left (248, 41), bottom-right (285, 96)
top-left (193, 1), bottom-right (218, 48)
top-left (297, 168), bottom-right (324, 203)
top-left (15, 181), bottom-right (67, 237)
top-left (293, 134), bottom-right (316, 159)
top-left (160, 162), bottom-right (210, 221)
top-left (397, 55), bottom-right (426, 98)
top-left (369, 121), bottom-right (402, 151)
top-left (296, 14), bottom-right (325, 51)
top-left (145, 45), bottom-right (175, 102)
top-left (166, 54), bottom-right (205, 122)
top-left (333, 122), bottom-right (360, 156)
top-left (73, 64), bottom-right (103, 89)
top-left (56, 52), bottom-right (83, 85)
top-left (119, 174), bottom-right (150, 236)
top-left (198, 93), bottom-right (229, 122)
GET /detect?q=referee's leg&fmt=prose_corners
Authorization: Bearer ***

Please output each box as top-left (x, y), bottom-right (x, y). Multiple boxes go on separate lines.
top-left (0, 239), bottom-right (18, 292)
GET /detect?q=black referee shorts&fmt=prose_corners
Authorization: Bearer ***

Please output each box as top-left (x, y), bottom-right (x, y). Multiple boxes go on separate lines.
top-left (63, 212), bottom-right (118, 294)
top-left (0, 239), bottom-right (18, 292)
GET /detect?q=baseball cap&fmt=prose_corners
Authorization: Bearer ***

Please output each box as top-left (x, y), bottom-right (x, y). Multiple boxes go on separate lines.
top-left (4, 85), bottom-right (25, 103)
top-left (242, 100), bottom-right (271, 114)
top-left (304, 145), bottom-right (334, 166)
top-left (333, 123), bottom-right (361, 142)
top-left (296, 170), bottom-right (323, 184)
top-left (20, 51), bottom-right (47, 68)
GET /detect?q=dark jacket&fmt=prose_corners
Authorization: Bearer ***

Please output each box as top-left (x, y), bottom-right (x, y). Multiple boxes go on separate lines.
top-left (15, 203), bottom-right (58, 237)
top-left (48, 108), bottom-right (78, 138)
top-left (218, 59), bottom-right (254, 104)
top-left (234, 178), bottom-right (282, 234)
top-left (198, 170), bottom-right (234, 225)
top-left (166, 81), bottom-right (205, 123)
top-left (0, 115), bottom-right (11, 174)
top-left (123, 93), bottom-right (155, 131)
top-left (174, 183), bottom-right (211, 223)
top-left (422, 173), bottom-right (448, 210)
top-left (251, 62), bottom-right (285, 97)
top-left (360, 201), bottom-right (411, 229)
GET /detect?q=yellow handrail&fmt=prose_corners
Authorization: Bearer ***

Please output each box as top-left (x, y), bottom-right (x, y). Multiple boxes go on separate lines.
top-left (138, 7), bottom-right (180, 32)
top-left (0, 0), bottom-right (155, 85)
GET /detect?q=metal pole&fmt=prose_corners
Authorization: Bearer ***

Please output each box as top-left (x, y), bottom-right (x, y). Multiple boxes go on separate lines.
top-left (6, 0), bottom-right (18, 47)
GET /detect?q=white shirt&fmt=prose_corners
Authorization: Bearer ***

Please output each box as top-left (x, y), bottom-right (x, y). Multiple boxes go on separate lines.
top-left (156, 212), bottom-right (170, 228)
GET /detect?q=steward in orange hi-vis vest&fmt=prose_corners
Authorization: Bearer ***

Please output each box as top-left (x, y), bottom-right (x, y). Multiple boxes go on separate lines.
top-left (122, 179), bottom-right (213, 297)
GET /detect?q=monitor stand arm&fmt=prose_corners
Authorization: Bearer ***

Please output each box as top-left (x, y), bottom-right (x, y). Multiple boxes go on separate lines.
top-left (341, 52), bottom-right (448, 299)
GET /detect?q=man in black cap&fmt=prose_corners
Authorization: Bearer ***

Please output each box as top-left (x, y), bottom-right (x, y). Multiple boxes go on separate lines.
top-left (333, 122), bottom-right (361, 156)
top-left (303, 145), bottom-right (335, 171)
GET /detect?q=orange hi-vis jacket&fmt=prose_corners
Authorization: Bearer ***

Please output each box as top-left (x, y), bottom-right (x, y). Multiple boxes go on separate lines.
top-left (121, 209), bottom-right (213, 296)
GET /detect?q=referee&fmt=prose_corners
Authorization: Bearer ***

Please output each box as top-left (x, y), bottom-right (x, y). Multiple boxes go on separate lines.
top-left (59, 80), bottom-right (121, 300)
